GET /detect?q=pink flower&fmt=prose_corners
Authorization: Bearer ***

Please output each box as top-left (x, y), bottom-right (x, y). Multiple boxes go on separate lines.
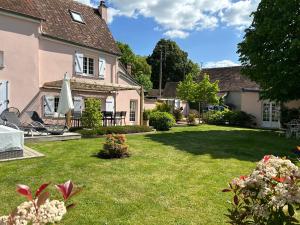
top-left (55, 180), bottom-right (74, 201)
top-left (263, 155), bottom-right (271, 163)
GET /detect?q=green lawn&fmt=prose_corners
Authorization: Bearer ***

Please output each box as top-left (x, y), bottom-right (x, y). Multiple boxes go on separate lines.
top-left (0, 125), bottom-right (298, 225)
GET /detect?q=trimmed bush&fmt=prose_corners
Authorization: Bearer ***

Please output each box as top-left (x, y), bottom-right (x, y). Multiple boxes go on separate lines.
top-left (149, 111), bottom-right (175, 131)
top-left (143, 110), bottom-right (152, 121)
top-left (81, 98), bottom-right (102, 129)
top-left (99, 134), bottom-right (130, 158)
top-left (154, 102), bottom-right (172, 113)
top-left (207, 110), bottom-right (256, 127)
top-left (77, 125), bottom-right (152, 138)
top-left (173, 109), bottom-right (183, 122)
top-left (187, 113), bottom-right (197, 126)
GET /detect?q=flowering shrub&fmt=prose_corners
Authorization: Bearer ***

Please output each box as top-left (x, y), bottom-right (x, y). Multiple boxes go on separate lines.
top-left (223, 155), bottom-right (300, 224)
top-left (0, 180), bottom-right (81, 225)
top-left (99, 134), bottom-right (130, 158)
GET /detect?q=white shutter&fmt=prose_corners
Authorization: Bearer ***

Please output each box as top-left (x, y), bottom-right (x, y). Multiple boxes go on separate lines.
top-left (75, 52), bottom-right (83, 74)
top-left (0, 80), bottom-right (8, 114)
top-left (74, 96), bottom-right (83, 112)
top-left (105, 96), bottom-right (114, 112)
top-left (44, 95), bottom-right (55, 116)
top-left (99, 57), bottom-right (106, 79)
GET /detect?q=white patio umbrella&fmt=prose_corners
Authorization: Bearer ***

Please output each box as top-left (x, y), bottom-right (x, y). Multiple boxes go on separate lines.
top-left (56, 73), bottom-right (74, 118)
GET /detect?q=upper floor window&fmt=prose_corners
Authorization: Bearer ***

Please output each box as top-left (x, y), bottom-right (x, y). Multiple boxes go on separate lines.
top-left (75, 52), bottom-right (106, 79)
top-left (0, 51), bottom-right (4, 68)
top-left (70, 11), bottom-right (84, 23)
top-left (83, 57), bottom-right (94, 75)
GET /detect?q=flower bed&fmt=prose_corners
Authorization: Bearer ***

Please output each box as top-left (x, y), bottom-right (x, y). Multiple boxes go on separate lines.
top-left (223, 155), bottom-right (300, 224)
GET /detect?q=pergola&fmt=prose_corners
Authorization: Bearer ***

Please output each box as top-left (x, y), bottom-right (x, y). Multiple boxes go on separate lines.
top-left (43, 77), bottom-right (144, 125)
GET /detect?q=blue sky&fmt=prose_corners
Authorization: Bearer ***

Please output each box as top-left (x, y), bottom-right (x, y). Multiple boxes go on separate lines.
top-left (78, 0), bottom-right (260, 68)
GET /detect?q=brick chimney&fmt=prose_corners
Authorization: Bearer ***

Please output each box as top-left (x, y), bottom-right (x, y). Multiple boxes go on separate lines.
top-left (98, 1), bottom-right (108, 23)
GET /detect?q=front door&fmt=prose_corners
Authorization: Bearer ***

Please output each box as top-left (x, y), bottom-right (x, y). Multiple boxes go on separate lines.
top-left (0, 80), bottom-right (8, 114)
top-left (262, 101), bottom-right (281, 129)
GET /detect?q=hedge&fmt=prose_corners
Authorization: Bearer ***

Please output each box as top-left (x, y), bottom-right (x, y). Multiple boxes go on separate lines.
top-left (74, 125), bottom-right (153, 138)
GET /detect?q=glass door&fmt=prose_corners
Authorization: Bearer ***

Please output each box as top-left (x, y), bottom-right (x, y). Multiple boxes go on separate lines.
top-left (262, 101), bottom-right (280, 128)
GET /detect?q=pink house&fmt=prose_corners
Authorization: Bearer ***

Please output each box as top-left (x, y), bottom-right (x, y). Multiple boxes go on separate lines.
top-left (0, 0), bottom-right (143, 125)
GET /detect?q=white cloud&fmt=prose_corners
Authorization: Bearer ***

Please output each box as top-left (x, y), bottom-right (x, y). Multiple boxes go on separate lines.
top-left (76, 0), bottom-right (260, 37)
top-left (163, 30), bottom-right (189, 39)
top-left (203, 60), bottom-right (240, 68)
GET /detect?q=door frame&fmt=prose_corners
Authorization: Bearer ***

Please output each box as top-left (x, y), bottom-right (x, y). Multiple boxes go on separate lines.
top-left (261, 101), bottom-right (281, 129)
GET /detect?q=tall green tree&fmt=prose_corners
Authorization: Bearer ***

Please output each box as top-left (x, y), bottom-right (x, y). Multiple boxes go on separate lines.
top-left (147, 39), bottom-right (200, 89)
top-left (177, 73), bottom-right (219, 122)
top-left (117, 42), bottom-right (153, 91)
top-left (117, 41), bottom-right (135, 66)
top-left (238, 0), bottom-right (300, 102)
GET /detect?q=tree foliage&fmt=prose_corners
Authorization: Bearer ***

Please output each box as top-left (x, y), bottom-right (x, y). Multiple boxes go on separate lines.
top-left (238, 0), bottom-right (300, 102)
top-left (177, 73), bottom-right (219, 121)
top-left (117, 41), bottom-right (135, 66)
top-left (147, 39), bottom-right (200, 89)
top-left (117, 42), bottom-right (153, 90)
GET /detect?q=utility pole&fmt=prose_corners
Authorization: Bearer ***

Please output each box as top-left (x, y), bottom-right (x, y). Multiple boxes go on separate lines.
top-left (159, 49), bottom-right (163, 97)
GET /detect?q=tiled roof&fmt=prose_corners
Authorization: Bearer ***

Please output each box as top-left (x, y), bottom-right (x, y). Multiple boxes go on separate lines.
top-left (0, 0), bottom-right (121, 55)
top-left (163, 82), bottom-right (179, 98)
top-left (201, 66), bottom-right (260, 92)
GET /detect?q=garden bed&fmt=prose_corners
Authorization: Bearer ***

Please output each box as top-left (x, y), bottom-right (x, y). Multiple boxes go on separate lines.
top-left (71, 125), bottom-right (153, 138)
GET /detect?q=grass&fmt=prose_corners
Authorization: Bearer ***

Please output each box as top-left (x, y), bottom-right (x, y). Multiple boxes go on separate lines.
top-left (0, 125), bottom-right (298, 224)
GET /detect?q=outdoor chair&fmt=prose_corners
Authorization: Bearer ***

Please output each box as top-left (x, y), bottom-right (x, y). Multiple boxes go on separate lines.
top-left (286, 119), bottom-right (300, 139)
top-left (26, 111), bottom-right (67, 135)
top-left (120, 111), bottom-right (126, 126)
top-left (0, 107), bottom-right (20, 121)
top-left (1, 111), bottom-right (38, 136)
top-left (102, 111), bottom-right (113, 126)
top-left (114, 112), bottom-right (122, 126)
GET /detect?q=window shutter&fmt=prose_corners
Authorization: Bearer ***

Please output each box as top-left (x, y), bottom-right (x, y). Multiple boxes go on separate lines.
top-left (75, 52), bottom-right (83, 74)
top-left (99, 57), bottom-right (106, 79)
top-left (44, 95), bottom-right (55, 116)
top-left (74, 96), bottom-right (83, 112)
top-left (105, 96), bottom-right (114, 112)
top-left (0, 51), bottom-right (3, 68)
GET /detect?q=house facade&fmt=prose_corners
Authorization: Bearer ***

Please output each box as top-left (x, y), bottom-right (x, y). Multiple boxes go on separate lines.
top-left (201, 66), bottom-right (300, 129)
top-left (0, 0), bottom-right (142, 125)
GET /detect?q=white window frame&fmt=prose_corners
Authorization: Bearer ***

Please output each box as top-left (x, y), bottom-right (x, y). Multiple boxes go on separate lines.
top-left (83, 56), bottom-right (95, 76)
top-left (129, 100), bottom-right (138, 122)
top-left (0, 51), bottom-right (4, 68)
top-left (70, 10), bottom-right (84, 23)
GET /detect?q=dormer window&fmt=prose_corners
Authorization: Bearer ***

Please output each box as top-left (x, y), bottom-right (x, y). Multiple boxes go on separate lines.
top-left (70, 10), bottom-right (84, 23)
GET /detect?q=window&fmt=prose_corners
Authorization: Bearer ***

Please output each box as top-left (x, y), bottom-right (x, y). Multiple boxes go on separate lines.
top-left (83, 57), bottom-right (94, 75)
top-left (129, 100), bottom-right (137, 122)
top-left (70, 11), bottom-right (84, 23)
top-left (0, 51), bottom-right (3, 68)
top-left (44, 95), bottom-right (59, 116)
top-left (54, 97), bottom-right (59, 112)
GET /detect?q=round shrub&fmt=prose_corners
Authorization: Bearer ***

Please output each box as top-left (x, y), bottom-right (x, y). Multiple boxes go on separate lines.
top-left (173, 109), bottom-right (183, 122)
top-left (149, 111), bottom-right (175, 131)
top-left (187, 113), bottom-right (197, 126)
top-left (99, 134), bottom-right (130, 158)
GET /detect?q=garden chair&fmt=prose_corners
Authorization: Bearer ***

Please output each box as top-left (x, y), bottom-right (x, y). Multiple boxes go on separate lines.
top-left (0, 107), bottom-right (20, 121)
top-left (26, 111), bottom-right (67, 135)
top-left (114, 112), bottom-right (122, 126)
top-left (1, 111), bottom-right (38, 136)
top-left (120, 111), bottom-right (126, 126)
top-left (286, 119), bottom-right (300, 139)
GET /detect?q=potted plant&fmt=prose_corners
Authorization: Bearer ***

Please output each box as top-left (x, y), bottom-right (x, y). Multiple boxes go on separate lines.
top-left (143, 110), bottom-right (151, 126)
